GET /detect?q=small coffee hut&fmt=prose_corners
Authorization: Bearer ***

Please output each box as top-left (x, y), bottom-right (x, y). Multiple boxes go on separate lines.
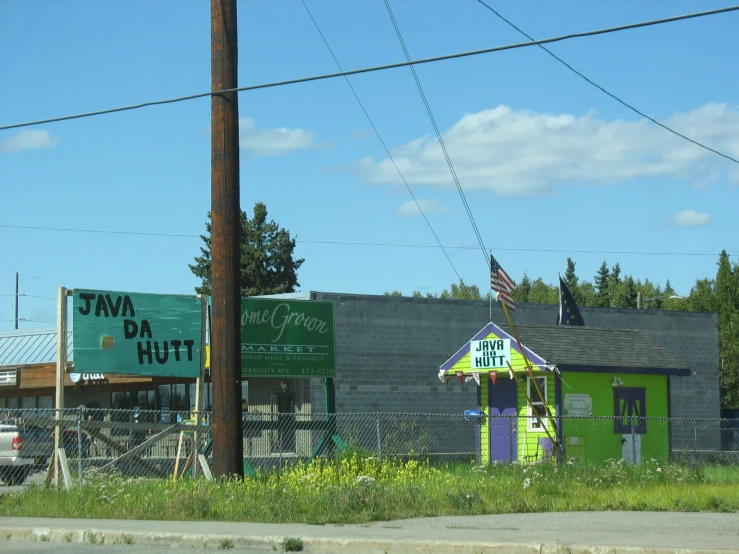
top-left (439, 321), bottom-right (691, 465)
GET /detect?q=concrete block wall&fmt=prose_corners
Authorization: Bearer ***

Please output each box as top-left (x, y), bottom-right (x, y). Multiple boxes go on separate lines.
top-left (312, 293), bottom-right (720, 424)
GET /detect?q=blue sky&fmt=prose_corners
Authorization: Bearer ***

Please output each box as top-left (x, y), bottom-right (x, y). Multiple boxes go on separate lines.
top-left (1, 0), bottom-right (738, 331)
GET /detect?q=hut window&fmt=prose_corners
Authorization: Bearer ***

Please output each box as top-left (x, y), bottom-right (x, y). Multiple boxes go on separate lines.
top-left (527, 376), bottom-right (547, 431)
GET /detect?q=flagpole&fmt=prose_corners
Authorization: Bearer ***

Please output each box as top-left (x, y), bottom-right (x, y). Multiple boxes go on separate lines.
top-left (489, 252), bottom-right (493, 321)
top-left (500, 300), bottom-right (564, 460)
top-left (505, 361), bottom-right (561, 455)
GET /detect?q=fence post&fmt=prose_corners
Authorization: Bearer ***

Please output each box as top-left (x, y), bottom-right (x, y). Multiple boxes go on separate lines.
top-left (509, 416), bottom-right (514, 463)
top-left (76, 406), bottom-right (83, 487)
top-left (630, 415), bottom-right (636, 465)
top-left (376, 412), bottom-right (382, 460)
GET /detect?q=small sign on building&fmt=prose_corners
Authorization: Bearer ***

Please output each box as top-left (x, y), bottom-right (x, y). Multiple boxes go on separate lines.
top-left (0, 369), bottom-right (19, 387)
top-left (469, 339), bottom-right (512, 369)
top-left (564, 393), bottom-right (593, 416)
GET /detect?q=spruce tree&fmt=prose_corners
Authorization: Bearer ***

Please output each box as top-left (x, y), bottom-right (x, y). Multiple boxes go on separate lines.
top-left (189, 202), bottom-right (304, 297)
top-left (594, 261), bottom-right (611, 307)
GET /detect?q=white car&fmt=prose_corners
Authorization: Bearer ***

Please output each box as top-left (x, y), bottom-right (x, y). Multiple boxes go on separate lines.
top-left (0, 423), bottom-right (53, 486)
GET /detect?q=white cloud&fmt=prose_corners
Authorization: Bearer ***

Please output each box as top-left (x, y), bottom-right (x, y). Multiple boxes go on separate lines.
top-left (239, 117), bottom-right (321, 156)
top-left (0, 130), bottom-right (59, 153)
top-left (357, 103), bottom-right (739, 197)
top-left (669, 209), bottom-right (711, 228)
top-left (396, 197), bottom-right (451, 217)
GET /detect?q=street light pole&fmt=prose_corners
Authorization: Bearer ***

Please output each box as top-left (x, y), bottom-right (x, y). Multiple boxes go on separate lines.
top-left (14, 273), bottom-right (19, 329)
top-left (637, 292), bottom-right (684, 309)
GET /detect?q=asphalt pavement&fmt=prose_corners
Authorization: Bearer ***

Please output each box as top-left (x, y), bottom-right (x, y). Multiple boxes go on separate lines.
top-left (1, 512), bottom-right (739, 553)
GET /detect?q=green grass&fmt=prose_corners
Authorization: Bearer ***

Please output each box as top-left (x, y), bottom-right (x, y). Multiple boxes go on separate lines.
top-left (1, 456), bottom-right (738, 524)
top-left (281, 537), bottom-right (304, 552)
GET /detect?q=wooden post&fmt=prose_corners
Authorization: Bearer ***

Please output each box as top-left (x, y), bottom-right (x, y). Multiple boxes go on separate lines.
top-left (210, 0), bottom-right (244, 479)
top-left (54, 287), bottom-right (67, 490)
top-left (192, 294), bottom-right (208, 478)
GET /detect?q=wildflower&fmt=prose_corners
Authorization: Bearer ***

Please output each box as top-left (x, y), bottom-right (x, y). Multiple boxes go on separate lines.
top-left (522, 478), bottom-right (531, 490)
top-left (656, 467), bottom-right (662, 473)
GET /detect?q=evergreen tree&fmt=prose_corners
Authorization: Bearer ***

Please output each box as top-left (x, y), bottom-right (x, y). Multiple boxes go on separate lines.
top-left (563, 257), bottom-right (586, 305)
top-left (716, 250), bottom-right (739, 408)
top-left (512, 272), bottom-right (532, 304)
top-left (610, 263), bottom-right (622, 286)
top-left (564, 257), bottom-right (578, 291)
top-left (614, 276), bottom-right (638, 308)
top-left (664, 279), bottom-right (676, 296)
top-left (189, 202), bottom-right (304, 296)
top-left (594, 261), bottom-right (611, 307)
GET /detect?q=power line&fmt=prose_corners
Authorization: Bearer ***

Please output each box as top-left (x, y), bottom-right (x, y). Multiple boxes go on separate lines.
top-left (475, 0), bottom-right (739, 166)
top-left (1, 223), bottom-right (734, 256)
top-left (0, 293), bottom-right (55, 300)
top-left (0, 319), bottom-right (54, 325)
top-left (383, 0), bottom-right (490, 271)
top-left (0, 223), bottom-right (198, 238)
top-left (1, 4), bottom-right (737, 131)
top-left (300, 0), bottom-right (461, 281)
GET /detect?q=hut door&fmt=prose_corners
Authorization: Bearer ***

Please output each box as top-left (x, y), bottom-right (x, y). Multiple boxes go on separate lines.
top-left (488, 378), bottom-right (517, 462)
top-left (614, 387), bottom-right (646, 465)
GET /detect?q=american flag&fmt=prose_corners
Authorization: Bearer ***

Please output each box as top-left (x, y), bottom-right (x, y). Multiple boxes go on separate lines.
top-left (490, 254), bottom-right (516, 310)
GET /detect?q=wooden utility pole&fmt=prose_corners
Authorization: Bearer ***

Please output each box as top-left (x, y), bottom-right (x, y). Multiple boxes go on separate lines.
top-left (210, 0), bottom-right (244, 479)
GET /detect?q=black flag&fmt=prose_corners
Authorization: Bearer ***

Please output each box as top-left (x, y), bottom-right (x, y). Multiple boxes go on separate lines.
top-left (556, 276), bottom-right (584, 326)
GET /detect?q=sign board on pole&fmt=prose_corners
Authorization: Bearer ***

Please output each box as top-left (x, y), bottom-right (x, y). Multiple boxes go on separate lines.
top-left (72, 289), bottom-right (202, 378)
top-left (469, 338), bottom-right (512, 369)
top-left (237, 298), bottom-right (335, 378)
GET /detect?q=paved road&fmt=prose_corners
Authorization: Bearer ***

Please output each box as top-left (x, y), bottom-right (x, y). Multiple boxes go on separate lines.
top-left (2, 512), bottom-right (739, 553)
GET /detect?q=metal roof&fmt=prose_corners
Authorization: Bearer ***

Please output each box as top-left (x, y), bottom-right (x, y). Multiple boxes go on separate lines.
top-left (0, 328), bottom-right (73, 367)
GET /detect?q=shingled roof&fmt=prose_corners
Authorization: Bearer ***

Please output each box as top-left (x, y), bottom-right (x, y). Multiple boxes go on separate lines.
top-left (498, 323), bottom-right (691, 376)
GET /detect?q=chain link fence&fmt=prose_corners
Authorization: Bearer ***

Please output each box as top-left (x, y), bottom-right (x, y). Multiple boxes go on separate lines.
top-left (2, 407), bottom-right (739, 487)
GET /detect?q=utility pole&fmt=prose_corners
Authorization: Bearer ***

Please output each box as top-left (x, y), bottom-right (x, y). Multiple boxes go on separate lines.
top-left (210, 0), bottom-right (244, 479)
top-left (14, 273), bottom-right (19, 329)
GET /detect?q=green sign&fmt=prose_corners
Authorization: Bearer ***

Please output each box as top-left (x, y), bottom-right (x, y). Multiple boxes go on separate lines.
top-left (239, 298), bottom-right (335, 378)
top-left (72, 289), bottom-right (202, 378)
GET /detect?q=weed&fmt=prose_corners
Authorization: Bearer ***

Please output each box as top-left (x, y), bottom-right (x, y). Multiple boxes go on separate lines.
top-left (86, 532), bottom-right (97, 544)
top-left (218, 538), bottom-right (234, 550)
top-left (281, 537), bottom-right (304, 552)
top-left (39, 534), bottom-right (50, 542)
top-left (63, 533), bottom-right (73, 543)
top-left (121, 534), bottom-right (135, 545)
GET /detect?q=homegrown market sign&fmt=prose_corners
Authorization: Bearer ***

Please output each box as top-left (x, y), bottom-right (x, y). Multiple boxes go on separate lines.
top-left (238, 298), bottom-right (335, 378)
top-left (72, 290), bottom-right (202, 378)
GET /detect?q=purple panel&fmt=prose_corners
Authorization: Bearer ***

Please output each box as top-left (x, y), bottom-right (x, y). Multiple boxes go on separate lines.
top-left (488, 378), bottom-right (517, 463)
top-left (440, 322), bottom-right (548, 371)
